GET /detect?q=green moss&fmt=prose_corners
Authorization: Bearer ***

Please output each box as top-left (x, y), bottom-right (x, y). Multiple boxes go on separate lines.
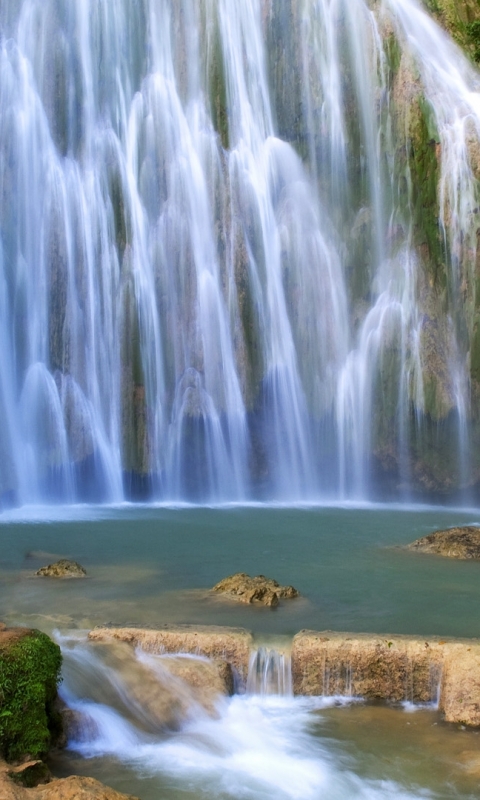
top-left (208, 21), bottom-right (230, 150)
top-left (408, 96), bottom-right (446, 282)
top-left (466, 19), bottom-right (480, 62)
top-left (470, 316), bottom-right (480, 381)
top-left (384, 32), bottom-right (402, 82)
top-left (423, 0), bottom-right (480, 64)
top-left (0, 631), bottom-right (62, 763)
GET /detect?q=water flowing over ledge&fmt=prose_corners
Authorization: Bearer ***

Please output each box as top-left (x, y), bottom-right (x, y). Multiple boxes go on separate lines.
top-left (1, 0), bottom-right (480, 506)
top-left (51, 626), bottom-right (480, 799)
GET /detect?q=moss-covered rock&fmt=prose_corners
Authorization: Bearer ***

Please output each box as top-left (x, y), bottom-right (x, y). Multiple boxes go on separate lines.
top-left (423, 0), bottom-right (480, 63)
top-left (0, 628), bottom-right (62, 763)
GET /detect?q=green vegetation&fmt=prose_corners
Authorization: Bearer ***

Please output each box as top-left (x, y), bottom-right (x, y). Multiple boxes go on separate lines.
top-left (0, 631), bottom-right (62, 762)
top-left (423, 0), bottom-right (480, 63)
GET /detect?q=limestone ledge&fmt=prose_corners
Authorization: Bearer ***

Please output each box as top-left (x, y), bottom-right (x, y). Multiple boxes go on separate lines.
top-left (292, 630), bottom-right (480, 726)
top-left (88, 624), bottom-right (253, 685)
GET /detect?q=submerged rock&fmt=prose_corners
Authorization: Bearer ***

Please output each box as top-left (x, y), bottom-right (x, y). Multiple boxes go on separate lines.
top-left (35, 560), bottom-right (87, 578)
top-left (406, 527), bottom-right (480, 559)
top-left (212, 573), bottom-right (299, 607)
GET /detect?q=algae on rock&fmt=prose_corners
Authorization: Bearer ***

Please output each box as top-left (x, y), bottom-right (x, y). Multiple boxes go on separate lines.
top-left (0, 629), bottom-right (62, 763)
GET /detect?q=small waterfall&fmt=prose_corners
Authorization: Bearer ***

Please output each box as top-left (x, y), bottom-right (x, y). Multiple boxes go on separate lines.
top-left (1, 0), bottom-right (480, 505)
top-left (246, 647), bottom-right (293, 696)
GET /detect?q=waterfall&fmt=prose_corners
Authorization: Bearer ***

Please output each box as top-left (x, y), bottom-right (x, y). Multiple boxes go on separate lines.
top-left (246, 647), bottom-right (293, 696)
top-left (1, 0), bottom-right (480, 505)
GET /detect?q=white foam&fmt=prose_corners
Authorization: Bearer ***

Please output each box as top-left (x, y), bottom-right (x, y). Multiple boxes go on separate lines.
top-left (66, 690), bottom-right (431, 799)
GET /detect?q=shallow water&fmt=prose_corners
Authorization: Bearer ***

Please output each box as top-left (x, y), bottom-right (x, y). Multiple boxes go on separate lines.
top-left (1, 504), bottom-right (480, 638)
top-left (2, 503), bottom-right (480, 798)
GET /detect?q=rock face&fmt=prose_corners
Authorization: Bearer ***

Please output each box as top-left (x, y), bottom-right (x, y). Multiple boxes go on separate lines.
top-left (212, 573), bottom-right (299, 607)
top-left (406, 527), bottom-right (480, 559)
top-left (88, 624), bottom-right (253, 686)
top-left (35, 560), bottom-right (87, 578)
top-left (0, 627), bottom-right (62, 762)
top-left (0, 759), bottom-right (139, 800)
top-left (291, 630), bottom-right (480, 726)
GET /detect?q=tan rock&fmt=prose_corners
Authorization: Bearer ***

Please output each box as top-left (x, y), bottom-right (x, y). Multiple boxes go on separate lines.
top-left (35, 560), bottom-right (87, 578)
top-left (212, 573), bottom-right (299, 607)
top-left (0, 759), bottom-right (139, 800)
top-left (88, 624), bottom-right (253, 685)
top-left (291, 630), bottom-right (480, 726)
top-left (406, 527), bottom-right (480, 559)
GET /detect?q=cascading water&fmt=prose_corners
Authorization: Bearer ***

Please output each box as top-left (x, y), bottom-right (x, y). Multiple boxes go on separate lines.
top-left (1, 0), bottom-right (480, 505)
top-left (246, 647), bottom-right (293, 696)
top-left (56, 636), bottom-right (434, 799)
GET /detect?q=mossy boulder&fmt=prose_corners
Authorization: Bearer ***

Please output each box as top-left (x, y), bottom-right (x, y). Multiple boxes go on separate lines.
top-left (0, 628), bottom-right (62, 763)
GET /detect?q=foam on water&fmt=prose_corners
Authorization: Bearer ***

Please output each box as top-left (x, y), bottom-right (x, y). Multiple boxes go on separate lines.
top-left (58, 636), bottom-right (433, 800)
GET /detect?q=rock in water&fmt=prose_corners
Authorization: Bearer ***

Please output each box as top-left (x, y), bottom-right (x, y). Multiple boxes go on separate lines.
top-left (212, 573), bottom-right (299, 607)
top-left (406, 527), bottom-right (480, 559)
top-left (35, 560), bottom-right (87, 578)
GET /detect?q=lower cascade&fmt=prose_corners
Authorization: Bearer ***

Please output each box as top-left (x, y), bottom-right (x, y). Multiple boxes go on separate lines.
top-left (2, 0), bottom-right (480, 505)
top-left (246, 647), bottom-right (293, 697)
top-left (54, 633), bottom-right (455, 799)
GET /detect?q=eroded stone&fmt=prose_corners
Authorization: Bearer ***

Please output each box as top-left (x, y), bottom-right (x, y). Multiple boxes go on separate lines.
top-left (291, 630), bottom-right (480, 726)
top-left (212, 573), bottom-right (299, 607)
top-left (35, 560), bottom-right (87, 578)
top-left (406, 527), bottom-right (480, 559)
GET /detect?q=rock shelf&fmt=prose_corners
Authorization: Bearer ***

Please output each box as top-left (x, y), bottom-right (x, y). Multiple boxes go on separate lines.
top-left (292, 630), bottom-right (480, 726)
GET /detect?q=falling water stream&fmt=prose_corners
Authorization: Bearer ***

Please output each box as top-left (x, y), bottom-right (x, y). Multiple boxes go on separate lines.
top-left (3, 1), bottom-right (480, 797)
top-left (1, 0), bottom-right (480, 505)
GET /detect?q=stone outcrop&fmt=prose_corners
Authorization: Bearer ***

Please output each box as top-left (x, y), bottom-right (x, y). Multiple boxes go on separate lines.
top-left (0, 759), bottom-right (139, 800)
top-left (212, 573), bottom-right (299, 607)
top-left (35, 560), bottom-right (87, 578)
top-left (291, 630), bottom-right (480, 726)
top-left (88, 624), bottom-right (253, 685)
top-left (406, 527), bottom-right (480, 559)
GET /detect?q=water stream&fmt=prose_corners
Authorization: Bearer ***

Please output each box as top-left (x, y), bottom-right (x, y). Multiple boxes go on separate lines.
top-left (49, 632), bottom-right (479, 800)
top-left (1, 0), bottom-right (480, 504)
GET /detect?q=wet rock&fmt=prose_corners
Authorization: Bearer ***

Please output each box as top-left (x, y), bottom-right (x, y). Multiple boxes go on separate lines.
top-left (212, 573), bottom-right (299, 607)
top-left (406, 527), bottom-right (480, 559)
top-left (60, 708), bottom-right (99, 745)
top-left (291, 630), bottom-right (480, 726)
top-left (88, 624), bottom-right (253, 686)
top-left (7, 761), bottom-right (51, 788)
top-left (35, 560), bottom-right (87, 578)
